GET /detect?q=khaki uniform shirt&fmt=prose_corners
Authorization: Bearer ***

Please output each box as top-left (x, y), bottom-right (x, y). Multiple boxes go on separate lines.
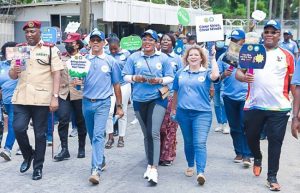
top-left (59, 53), bottom-right (83, 101)
top-left (12, 41), bottom-right (64, 106)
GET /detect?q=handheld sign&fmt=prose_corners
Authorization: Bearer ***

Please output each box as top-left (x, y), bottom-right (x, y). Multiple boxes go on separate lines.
top-left (120, 35), bottom-right (142, 51)
top-left (177, 7), bottom-right (190, 26)
top-left (196, 14), bottom-right (224, 42)
top-left (239, 44), bottom-right (266, 70)
top-left (222, 41), bottom-right (242, 68)
top-left (174, 39), bottom-right (184, 55)
top-left (41, 27), bottom-right (58, 44)
top-left (65, 22), bottom-right (80, 33)
top-left (6, 46), bottom-right (30, 61)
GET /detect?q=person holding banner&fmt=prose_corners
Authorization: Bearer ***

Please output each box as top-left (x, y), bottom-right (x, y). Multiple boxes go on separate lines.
top-left (53, 33), bottom-right (87, 161)
top-left (171, 45), bottom-right (219, 185)
top-left (9, 20), bottom-right (64, 180)
top-left (218, 29), bottom-right (252, 166)
top-left (236, 20), bottom-right (294, 191)
top-left (82, 29), bottom-right (124, 185)
top-left (291, 57), bottom-right (300, 138)
top-left (123, 29), bottom-right (174, 185)
top-left (158, 33), bottom-right (182, 166)
top-left (105, 37), bottom-right (131, 149)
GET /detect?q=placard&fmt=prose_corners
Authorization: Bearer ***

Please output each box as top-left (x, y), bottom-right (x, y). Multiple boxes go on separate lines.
top-left (196, 14), bottom-right (224, 42)
top-left (120, 36), bottom-right (142, 51)
top-left (6, 46), bottom-right (31, 61)
top-left (177, 7), bottom-right (190, 26)
top-left (66, 54), bottom-right (91, 78)
top-left (41, 27), bottom-right (58, 44)
top-left (222, 41), bottom-right (242, 68)
top-left (239, 44), bottom-right (266, 69)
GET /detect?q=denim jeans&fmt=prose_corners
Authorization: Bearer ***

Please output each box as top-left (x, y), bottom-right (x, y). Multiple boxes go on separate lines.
top-left (223, 96), bottom-right (252, 157)
top-left (3, 104), bottom-right (15, 150)
top-left (82, 97), bottom-right (110, 172)
top-left (176, 108), bottom-right (212, 174)
top-left (213, 84), bottom-right (227, 124)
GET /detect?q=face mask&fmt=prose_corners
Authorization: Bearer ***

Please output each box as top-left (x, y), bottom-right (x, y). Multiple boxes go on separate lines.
top-left (215, 41), bottom-right (225, 49)
top-left (65, 44), bottom-right (75, 54)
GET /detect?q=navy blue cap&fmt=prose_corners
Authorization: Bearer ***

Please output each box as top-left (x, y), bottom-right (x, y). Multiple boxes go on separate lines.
top-left (90, 29), bottom-right (105, 40)
top-left (229, 29), bottom-right (245, 40)
top-left (283, 30), bottom-right (292, 35)
top-left (142, 29), bottom-right (158, 41)
top-left (264, 20), bottom-right (281, 30)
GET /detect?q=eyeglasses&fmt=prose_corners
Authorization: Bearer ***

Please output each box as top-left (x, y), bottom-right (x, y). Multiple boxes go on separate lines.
top-left (263, 31), bottom-right (280, 35)
top-left (142, 38), bottom-right (155, 42)
top-left (90, 38), bottom-right (102, 43)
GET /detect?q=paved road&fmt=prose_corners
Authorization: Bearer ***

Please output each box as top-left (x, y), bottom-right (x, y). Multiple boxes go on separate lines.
top-left (0, 105), bottom-right (300, 193)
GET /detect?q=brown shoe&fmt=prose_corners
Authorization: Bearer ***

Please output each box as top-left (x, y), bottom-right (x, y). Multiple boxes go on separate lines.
top-left (89, 170), bottom-right (100, 185)
top-left (197, 173), bottom-right (206, 185)
top-left (233, 155), bottom-right (243, 163)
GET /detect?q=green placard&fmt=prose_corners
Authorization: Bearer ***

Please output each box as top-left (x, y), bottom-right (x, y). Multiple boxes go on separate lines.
top-left (120, 35), bottom-right (142, 51)
top-left (177, 7), bottom-right (190, 26)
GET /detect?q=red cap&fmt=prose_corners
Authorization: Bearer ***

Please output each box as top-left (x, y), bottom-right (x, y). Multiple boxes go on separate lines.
top-left (23, 20), bottom-right (41, 30)
top-left (64, 33), bottom-right (81, 43)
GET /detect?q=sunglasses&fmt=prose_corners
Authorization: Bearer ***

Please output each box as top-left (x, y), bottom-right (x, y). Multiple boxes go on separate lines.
top-left (263, 31), bottom-right (280, 35)
top-left (90, 38), bottom-right (102, 43)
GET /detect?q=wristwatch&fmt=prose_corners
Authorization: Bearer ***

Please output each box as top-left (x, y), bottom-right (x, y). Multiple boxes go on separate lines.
top-left (116, 104), bottom-right (123, 109)
top-left (53, 94), bottom-right (59, 98)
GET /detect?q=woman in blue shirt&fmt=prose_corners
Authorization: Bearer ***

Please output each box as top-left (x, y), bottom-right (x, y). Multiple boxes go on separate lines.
top-left (123, 29), bottom-right (174, 185)
top-left (171, 45), bottom-right (219, 185)
top-left (159, 33), bottom-right (183, 166)
top-left (0, 41), bottom-right (18, 161)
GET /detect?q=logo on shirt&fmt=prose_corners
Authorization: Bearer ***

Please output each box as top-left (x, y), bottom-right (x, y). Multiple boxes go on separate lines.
top-left (277, 56), bottom-right (283, 62)
top-left (101, 65), bottom-right (109, 73)
top-left (156, 62), bottom-right (162, 70)
top-left (119, 54), bottom-right (126, 61)
top-left (135, 61), bottom-right (142, 68)
top-left (198, 76), bottom-right (205, 82)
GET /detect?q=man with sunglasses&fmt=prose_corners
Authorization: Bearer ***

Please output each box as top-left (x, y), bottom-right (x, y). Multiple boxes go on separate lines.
top-left (9, 20), bottom-right (64, 180)
top-left (236, 20), bottom-right (294, 191)
top-left (82, 29), bottom-right (124, 185)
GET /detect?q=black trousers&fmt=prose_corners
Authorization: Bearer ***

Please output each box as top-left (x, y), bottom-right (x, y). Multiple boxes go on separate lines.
top-left (13, 104), bottom-right (49, 170)
top-left (56, 96), bottom-right (86, 146)
top-left (244, 109), bottom-right (289, 178)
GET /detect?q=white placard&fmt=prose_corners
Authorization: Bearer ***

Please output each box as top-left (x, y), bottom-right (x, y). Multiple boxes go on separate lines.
top-left (65, 22), bottom-right (81, 33)
top-left (196, 14), bottom-right (224, 42)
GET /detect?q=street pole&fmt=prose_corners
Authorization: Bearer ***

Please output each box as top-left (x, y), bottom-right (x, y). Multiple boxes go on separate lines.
top-left (280, 0), bottom-right (284, 29)
top-left (254, 0), bottom-right (257, 11)
top-left (80, 0), bottom-right (90, 34)
top-left (268, 0), bottom-right (273, 19)
top-left (247, 0), bottom-right (251, 25)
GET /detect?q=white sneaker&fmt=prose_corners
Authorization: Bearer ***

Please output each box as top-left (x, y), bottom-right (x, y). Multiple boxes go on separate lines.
top-left (214, 124), bottom-right (223, 132)
top-left (143, 165), bottom-right (151, 179)
top-left (130, 118), bottom-right (138, 125)
top-left (0, 149), bottom-right (11, 161)
top-left (148, 168), bottom-right (158, 185)
top-left (222, 124), bottom-right (230, 134)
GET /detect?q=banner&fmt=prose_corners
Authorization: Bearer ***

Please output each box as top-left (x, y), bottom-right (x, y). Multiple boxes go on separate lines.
top-left (196, 14), bottom-right (224, 42)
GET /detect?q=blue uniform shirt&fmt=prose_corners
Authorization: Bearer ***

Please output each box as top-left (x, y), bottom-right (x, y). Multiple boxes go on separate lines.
top-left (108, 49), bottom-right (131, 86)
top-left (166, 51), bottom-right (183, 91)
top-left (0, 61), bottom-right (18, 104)
top-left (123, 51), bottom-right (174, 102)
top-left (291, 57), bottom-right (300, 85)
top-left (281, 41), bottom-right (298, 55)
top-left (218, 54), bottom-right (248, 101)
top-left (173, 66), bottom-right (212, 111)
top-left (83, 53), bottom-right (121, 99)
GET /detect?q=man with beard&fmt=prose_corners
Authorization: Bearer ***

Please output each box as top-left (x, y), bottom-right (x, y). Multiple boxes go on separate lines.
top-left (9, 20), bottom-right (64, 180)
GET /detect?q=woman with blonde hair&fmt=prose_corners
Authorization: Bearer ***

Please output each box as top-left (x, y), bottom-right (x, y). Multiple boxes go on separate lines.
top-left (171, 45), bottom-right (219, 185)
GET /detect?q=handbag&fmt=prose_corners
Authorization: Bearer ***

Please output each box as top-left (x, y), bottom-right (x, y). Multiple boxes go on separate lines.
top-left (144, 57), bottom-right (170, 100)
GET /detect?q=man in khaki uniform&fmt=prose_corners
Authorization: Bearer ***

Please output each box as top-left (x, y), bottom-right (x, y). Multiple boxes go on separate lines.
top-left (9, 20), bottom-right (64, 180)
top-left (53, 33), bottom-right (87, 161)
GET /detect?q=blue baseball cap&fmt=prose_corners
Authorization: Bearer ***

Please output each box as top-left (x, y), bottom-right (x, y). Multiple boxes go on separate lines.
top-left (90, 29), bottom-right (105, 40)
top-left (283, 30), bottom-right (292, 35)
top-left (229, 29), bottom-right (245, 40)
top-left (142, 29), bottom-right (158, 41)
top-left (264, 20), bottom-right (281, 30)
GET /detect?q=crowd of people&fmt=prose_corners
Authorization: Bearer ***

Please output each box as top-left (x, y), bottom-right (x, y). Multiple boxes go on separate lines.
top-left (0, 19), bottom-right (299, 192)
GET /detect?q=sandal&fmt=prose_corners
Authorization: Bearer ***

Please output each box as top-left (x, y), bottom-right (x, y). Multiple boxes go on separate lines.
top-left (105, 139), bottom-right (114, 149)
top-left (184, 168), bottom-right (194, 177)
top-left (117, 140), bottom-right (124, 148)
top-left (266, 177), bottom-right (281, 191)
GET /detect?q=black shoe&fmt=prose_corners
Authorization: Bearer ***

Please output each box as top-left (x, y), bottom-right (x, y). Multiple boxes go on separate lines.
top-left (20, 152), bottom-right (34, 173)
top-left (32, 168), bottom-right (42, 180)
top-left (54, 148), bottom-right (70, 161)
top-left (77, 148), bottom-right (85, 158)
top-left (160, 160), bottom-right (172, 166)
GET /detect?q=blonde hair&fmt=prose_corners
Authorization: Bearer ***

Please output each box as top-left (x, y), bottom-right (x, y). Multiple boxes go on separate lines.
top-left (182, 45), bottom-right (208, 68)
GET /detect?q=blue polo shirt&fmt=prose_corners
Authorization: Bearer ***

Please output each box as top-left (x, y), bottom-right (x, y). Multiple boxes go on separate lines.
top-left (123, 51), bottom-right (174, 102)
top-left (83, 53), bottom-right (121, 99)
top-left (173, 66), bottom-right (212, 111)
top-left (108, 49), bottom-right (131, 86)
top-left (281, 41), bottom-right (298, 55)
top-left (291, 57), bottom-right (300, 85)
top-left (0, 61), bottom-right (18, 104)
top-left (218, 54), bottom-right (248, 101)
top-left (166, 51), bottom-right (183, 90)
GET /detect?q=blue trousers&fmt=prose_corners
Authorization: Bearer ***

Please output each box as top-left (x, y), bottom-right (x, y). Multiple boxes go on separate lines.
top-left (3, 104), bottom-right (15, 150)
top-left (176, 108), bottom-right (212, 174)
top-left (213, 84), bottom-right (227, 124)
